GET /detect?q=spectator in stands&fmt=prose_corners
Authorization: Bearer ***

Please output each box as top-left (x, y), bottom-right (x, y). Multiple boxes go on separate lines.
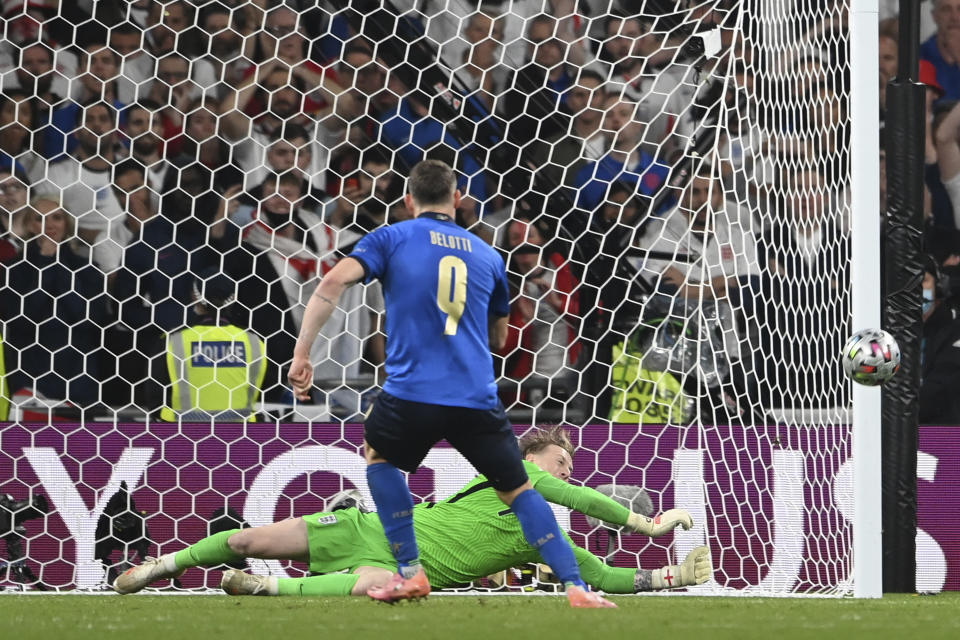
top-left (122, 101), bottom-right (177, 207)
top-left (326, 45), bottom-right (391, 183)
top-left (522, 69), bottom-right (608, 191)
top-left (0, 91), bottom-right (42, 180)
top-left (220, 61), bottom-right (334, 195)
top-left (1, 40), bottom-right (66, 98)
top-left (239, 4), bottom-right (345, 120)
top-left (933, 93), bottom-right (960, 229)
top-left (595, 181), bottom-right (643, 233)
top-left (0, 166), bottom-right (30, 267)
top-left (573, 98), bottom-right (670, 211)
top-left (920, 255), bottom-right (960, 423)
top-left (126, 8), bottom-right (208, 101)
top-left (716, 63), bottom-right (770, 209)
top-left (500, 15), bottom-right (577, 146)
top-left (452, 11), bottom-right (508, 111)
top-left (921, 60), bottom-right (945, 171)
top-left (114, 157), bottom-right (217, 332)
top-left (500, 217), bottom-right (581, 403)
top-left (455, 193), bottom-right (494, 242)
top-left (2, 2), bottom-right (47, 46)
top-left (44, 41), bottom-right (126, 159)
top-left (111, 22), bottom-right (152, 105)
top-left (168, 96), bottom-right (242, 194)
top-left (594, 12), bottom-right (698, 155)
top-left (110, 21), bottom-right (143, 60)
top-left (760, 166), bottom-right (849, 409)
top-left (633, 163), bottom-right (760, 305)
top-left (4, 196), bottom-right (107, 406)
top-left (145, 53), bottom-right (198, 155)
top-left (324, 145), bottom-right (401, 233)
top-left (144, 0), bottom-right (197, 58)
top-left (6, 41), bottom-right (64, 143)
top-left (379, 82), bottom-right (489, 204)
top-left (241, 122), bottom-right (322, 201)
top-left (879, 31), bottom-right (898, 82)
top-left (197, 1), bottom-right (247, 95)
top-left (406, 0), bottom-right (542, 70)
top-left (265, 123), bottom-right (313, 180)
top-left (60, 157), bottom-right (155, 288)
top-left (921, 0), bottom-right (960, 100)
top-left (224, 173), bottom-right (382, 402)
top-left (39, 100), bottom-right (126, 272)
top-left (336, 44), bottom-right (392, 140)
top-left (110, 158), bottom-right (237, 407)
top-left (247, 4), bottom-right (301, 64)
top-left (68, 40), bottom-right (121, 103)
top-left (119, 5), bottom-right (215, 106)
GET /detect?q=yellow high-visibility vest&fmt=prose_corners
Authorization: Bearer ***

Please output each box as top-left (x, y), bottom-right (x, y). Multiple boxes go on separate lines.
top-left (161, 324), bottom-right (267, 422)
top-left (609, 339), bottom-right (691, 425)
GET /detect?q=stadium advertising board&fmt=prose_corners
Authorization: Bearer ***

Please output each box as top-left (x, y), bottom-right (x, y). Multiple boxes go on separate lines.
top-left (0, 423), bottom-right (956, 592)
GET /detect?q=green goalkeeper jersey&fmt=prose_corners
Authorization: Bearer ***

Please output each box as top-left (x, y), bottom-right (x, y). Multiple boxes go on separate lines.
top-left (411, 460), bottom-right (637, 592)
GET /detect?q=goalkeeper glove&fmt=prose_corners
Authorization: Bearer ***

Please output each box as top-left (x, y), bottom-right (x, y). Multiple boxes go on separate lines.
top-left (648, 545), bottom-right (712, 590)
top-left (626, 508), bottom-right (693, 537)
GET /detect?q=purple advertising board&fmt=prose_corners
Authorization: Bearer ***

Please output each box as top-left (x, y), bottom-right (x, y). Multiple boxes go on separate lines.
top-left (0, 423), bottom-right (955, 593)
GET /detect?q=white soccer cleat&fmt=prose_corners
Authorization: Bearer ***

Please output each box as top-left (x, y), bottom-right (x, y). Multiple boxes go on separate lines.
top-left (221, 569), bottom-right (275, 596)
top-left (680, 545), bottom-right (712, 586)
top-left (113, 555), bottom-right (184, 594)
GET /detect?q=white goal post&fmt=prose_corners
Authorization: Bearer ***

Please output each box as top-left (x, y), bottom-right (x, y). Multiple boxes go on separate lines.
top-left (0, 0), bottom-right (883, 597)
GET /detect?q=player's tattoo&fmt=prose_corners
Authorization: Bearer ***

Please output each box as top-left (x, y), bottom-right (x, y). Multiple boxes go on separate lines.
top-left (634, 569), bottom-right (653, 592)
top-left (316, 293), bottom-right (336, 307)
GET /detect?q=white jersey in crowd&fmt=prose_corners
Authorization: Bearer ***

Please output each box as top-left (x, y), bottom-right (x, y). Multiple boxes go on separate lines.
top-left (235, 119), bottom-right (332, 194)
top-left (243, 205), bottom-right (383, 383)
top-left (519, 265), bottom-right (571, 380)
top-left (632, 199), bottom-right (761, 284)
top-left (38, 155), bottom-right (128, 272)
top-left (633, 198), bottom-right (762, 361)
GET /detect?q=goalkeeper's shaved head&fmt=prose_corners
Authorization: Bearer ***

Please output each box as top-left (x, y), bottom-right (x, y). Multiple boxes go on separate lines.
top-left (519, 425), bottom-right (575, 458)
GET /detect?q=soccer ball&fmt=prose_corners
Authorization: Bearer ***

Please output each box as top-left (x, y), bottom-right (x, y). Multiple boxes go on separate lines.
top-left (841, 329), bottom-right (901, 386)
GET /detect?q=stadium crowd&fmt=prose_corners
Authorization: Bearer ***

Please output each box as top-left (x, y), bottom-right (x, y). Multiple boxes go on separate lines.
top-left (0, 0), bottom-right (956, 423)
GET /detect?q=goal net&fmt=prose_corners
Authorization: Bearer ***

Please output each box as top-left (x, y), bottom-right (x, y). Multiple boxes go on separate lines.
top-left (0, 0), bottom-right (867, 596)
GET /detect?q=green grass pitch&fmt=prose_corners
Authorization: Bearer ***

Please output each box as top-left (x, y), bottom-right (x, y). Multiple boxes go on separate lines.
top-left (2, 593), bottom-right (958, 640)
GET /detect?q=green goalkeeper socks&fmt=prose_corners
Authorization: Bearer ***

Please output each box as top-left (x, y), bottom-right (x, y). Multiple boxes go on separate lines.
top-left (277, 573), bottom-right (360, 597)
top-left (173, 529), bottom-right (244, 569)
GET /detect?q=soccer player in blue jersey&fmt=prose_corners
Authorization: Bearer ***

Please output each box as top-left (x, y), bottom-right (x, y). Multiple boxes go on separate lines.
top-left (289, 160), bottom-right (615, 608)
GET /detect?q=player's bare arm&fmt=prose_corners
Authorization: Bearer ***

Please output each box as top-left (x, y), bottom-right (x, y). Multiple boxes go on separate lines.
top-left (489, 315), bottom-right (509, 350)
top-left (289, 257), bottom-right (367, 401)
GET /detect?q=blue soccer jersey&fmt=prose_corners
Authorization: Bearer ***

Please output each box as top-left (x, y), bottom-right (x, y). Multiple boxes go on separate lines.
top-left (349, 212), bottom-right (510, 409)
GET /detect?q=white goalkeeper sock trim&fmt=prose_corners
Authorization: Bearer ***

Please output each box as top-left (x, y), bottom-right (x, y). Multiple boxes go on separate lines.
top-left (265, 576), bottom-right (279, 596)
top-left (160, 553), bottom-right (179, 574)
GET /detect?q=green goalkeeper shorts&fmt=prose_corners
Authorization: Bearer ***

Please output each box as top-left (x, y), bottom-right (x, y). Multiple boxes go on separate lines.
top-left (302, 508), bottom-right (397, 574)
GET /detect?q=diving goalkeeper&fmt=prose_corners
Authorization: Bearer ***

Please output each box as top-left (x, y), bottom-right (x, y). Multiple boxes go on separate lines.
top-left (115, 427), bottom-right (710, 597)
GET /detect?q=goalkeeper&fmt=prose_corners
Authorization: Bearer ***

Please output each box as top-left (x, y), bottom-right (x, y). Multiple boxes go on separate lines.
top-left (115, 427), bottom-right (710, 597)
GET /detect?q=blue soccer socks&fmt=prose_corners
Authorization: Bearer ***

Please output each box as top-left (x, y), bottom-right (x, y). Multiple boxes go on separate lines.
top-left (366, 462), bottom-right (421, 577)
top-left (511, 488), bottom-right (586, 588)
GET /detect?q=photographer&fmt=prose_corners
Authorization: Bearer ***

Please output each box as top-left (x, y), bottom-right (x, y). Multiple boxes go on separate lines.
top-left (920, 256), bottom-right (960, 424)
top-left (0, 492), bottom-right (48, 588)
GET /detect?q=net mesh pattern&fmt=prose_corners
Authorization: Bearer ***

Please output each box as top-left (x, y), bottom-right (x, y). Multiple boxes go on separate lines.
top-left (0, 0), bottom-right (856, 595)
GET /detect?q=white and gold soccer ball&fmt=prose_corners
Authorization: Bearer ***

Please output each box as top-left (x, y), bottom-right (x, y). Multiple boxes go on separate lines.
top-left (841, 329), bottom-right (901, 386)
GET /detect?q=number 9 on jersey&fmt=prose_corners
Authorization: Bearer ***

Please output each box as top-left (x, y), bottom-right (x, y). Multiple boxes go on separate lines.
top-left (437, 255), bottom-right (468, 335)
